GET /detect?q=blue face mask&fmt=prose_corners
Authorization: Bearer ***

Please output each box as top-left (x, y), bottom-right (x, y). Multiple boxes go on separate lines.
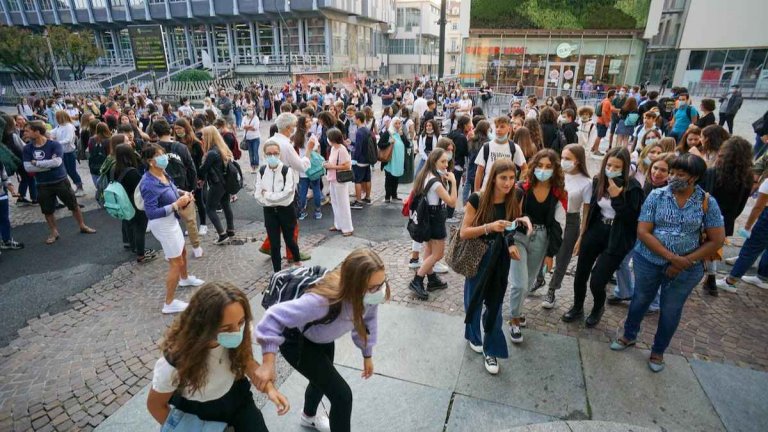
top-left (643, 157), bottom-right (652, 165)
top-left (154, 154), bottom-right (169, 170)
top-left (534, 168), bottom-right (553, 182)
top-left (445, 152), bottom-right (453, 161)
top-left (217, 324), bottom-right (245, 349)
top-left (364, 288), bottom-right (386, 305)
top-left (266, 155), bottom-right (280, 168)
top-left (605, 169), bottom-right (622, 179)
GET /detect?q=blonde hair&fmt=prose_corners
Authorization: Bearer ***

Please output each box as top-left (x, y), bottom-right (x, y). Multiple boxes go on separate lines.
top-left (201, 125), bottom-right (233, 162)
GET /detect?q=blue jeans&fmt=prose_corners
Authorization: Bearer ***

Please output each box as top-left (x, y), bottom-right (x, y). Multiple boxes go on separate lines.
top-left (298, 177), bottom-right (323, 213)
top-left (755, 134), bottom-right (766, 160)
top-left (18, 174), bottom-right (37, 201)
top-left (731, 207), bottom-right (768, 279)
top-left (462, 177), bottom-right (473, 206)
top-left (614, 254), bottom-right (660, 310)
top-left (62, 151), bottom-right (83, 187)
top-left (0, 198), bottom-right (10, 241)
top-left (245, 138), bottom-right (260, 168)
top-left (234, 110), bottom-right (243, 129)
top-left (464, 249), bottom-right (508, 358)
top-left (623, 252), bottom-right (704, 355)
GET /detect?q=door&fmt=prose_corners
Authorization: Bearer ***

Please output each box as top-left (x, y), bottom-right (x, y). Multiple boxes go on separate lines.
top-left (721, 65), bottom-right (742, 87)
top-left (546, 63), bottom-right (579, 96)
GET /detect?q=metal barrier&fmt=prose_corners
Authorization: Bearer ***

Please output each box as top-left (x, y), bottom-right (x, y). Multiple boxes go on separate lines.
top-left (687, 80), bottom-right (768, 99)
top-left (467, 90), bottom-right (602, 118)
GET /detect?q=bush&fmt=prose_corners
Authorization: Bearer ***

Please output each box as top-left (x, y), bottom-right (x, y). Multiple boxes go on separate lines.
top-left (171, 69), bottom-right (212, 82)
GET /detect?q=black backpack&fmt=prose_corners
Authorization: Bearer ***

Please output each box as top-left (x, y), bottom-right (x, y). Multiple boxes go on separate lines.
top-left (366, 131), bottom-right (378, 165)
top-left (88, 139), bottom-right (108, 175)
top-left (261, 266), bottom-right (341, 332)
top-left (407, 177), bottom-right (441, 243)
top-left (158, 142), bottom-right (189, 191)
top-left (224, 160), bottom-right (244, 195)
top-left (259, 165), bottom-right (289, 186)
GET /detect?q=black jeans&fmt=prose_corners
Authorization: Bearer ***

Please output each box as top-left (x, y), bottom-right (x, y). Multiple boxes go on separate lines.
top-left (280, 334), bottom-right (352, 432)
top-left (122, 210), bottom-right (148, 256)
top-left (169, 378), bottom-right (266, 432)
top-left (718, 112), bottom-right (735, 134)
top-left (384, 171), bottom-right (400, 200)
top-left (195, 185), bottom-right (206, 225)
top-left (447, 168), bottom-right (463, 218)
top-left (264, 205), bottom-right (301, 272)
top-left (572, 222), bottom-right (628, 311)
top-left (206, 182), bottom-right (233, 235)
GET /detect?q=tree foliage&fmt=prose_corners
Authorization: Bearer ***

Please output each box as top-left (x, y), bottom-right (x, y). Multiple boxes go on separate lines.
top-left (171, 69), bottom-right (212, 82)
top-left (48, 27), bottom-right (101, 80)
top-left (0, 26), bottom-right (55, 81)
top-left (470, 0), bottom-right (651, 30)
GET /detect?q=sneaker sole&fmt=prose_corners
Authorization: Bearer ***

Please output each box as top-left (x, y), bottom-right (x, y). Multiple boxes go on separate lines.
top-left (741, 277), bottom-right (768, 289)
top-left (484, 365), bottom-right (499, 375)
top-left (541, 301), bottom-right (556, 309)
top-left (408, 286), bottom-right (429, 300)
top-left (510, 336), bottom-right (524, 344)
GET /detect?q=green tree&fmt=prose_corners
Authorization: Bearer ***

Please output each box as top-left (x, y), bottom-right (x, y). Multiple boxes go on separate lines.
top-left (0, 26), bottom-right (55, 81)
top-left (48, 26), bottom-right (101, 81)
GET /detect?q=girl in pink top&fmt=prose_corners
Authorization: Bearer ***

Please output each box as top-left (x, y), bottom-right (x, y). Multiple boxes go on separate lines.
top-left (325, 128), bottom-right (354, 235)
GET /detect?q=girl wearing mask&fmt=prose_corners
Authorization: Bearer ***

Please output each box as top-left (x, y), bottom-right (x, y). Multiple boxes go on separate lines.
top-left (508, 149), bottom-right (566, 343)
top-left (294, 116), bottom-right (323, 221)
top-left (199, 126), bottom-right (236, 245)
top-left (325, 128), bottom-right (354, 236)
top-left (254, 249), bottom-right (388, 432)
top-left (542, 145), bottom-right (591, 309)
top-left (457, 91), bottom-right (473, 116)
top-left (174, 118), bottom-right (208, 237)
top-left (254, 141), bottom-right (302, 273)
top-left (417, 120), bottom-right (440, 174)
top-left (113, 143), bottom-right (156, 263)
top-left (676, 126), bottom-right (702, 156)
top-left (462, 158), bottom-right (532, 374)
top-left (633, 140), bottom-right (665, 186)
top-left (407, 148), bottom-right (458, 300)
top-left (140, 144), bottom-right (204, 314)
top-left (632, 129), bottom-right (662, 164)
top-left (383, 118), bottom-right (406, 203)
top-left (562, 147), bottom-right (643, 327)
top-left (242, 105), bottom-right (261, 173)
top-left (147, 282), bottom-right (289, 431)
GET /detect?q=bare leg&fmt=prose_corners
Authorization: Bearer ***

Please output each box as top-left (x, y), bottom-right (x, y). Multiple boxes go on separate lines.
top-left (364, 182), bottom-right (372, 200)
top-left (418, 240), bottom-right (445, 276)
top-left (355, 183), bottom-right (362, 201)
top-left (44, 214), bottom-right (59, 237)
top-left (165, 258), bottom-right (182, 304)
top-left (179, 247), bottom-right (189, 279)
top-left (71, 208), bottom-right (94, 231)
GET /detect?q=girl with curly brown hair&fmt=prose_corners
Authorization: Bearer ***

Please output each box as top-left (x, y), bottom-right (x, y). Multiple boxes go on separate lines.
top-left (147, 282), bottom-right (289, 431)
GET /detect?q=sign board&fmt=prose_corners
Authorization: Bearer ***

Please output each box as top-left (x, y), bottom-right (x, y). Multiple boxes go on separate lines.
top-left (563, 70), bottom-right (574, 80)
top-left (549, 69), bottom-right (560, 80)
top-left (556, 43), bottom-right (574, 58)
top-left (608, 59), bottom-right (622, 75)
top-left (584, 59), bottom-right (597, 75)
top-left (128, 25), bottom-right (168, 72)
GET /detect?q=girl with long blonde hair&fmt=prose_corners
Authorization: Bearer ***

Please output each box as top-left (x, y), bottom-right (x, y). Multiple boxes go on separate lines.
top-left (199, 126), bottom-right (235, 245)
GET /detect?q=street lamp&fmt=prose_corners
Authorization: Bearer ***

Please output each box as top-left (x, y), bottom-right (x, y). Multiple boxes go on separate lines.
top-left (429, 40), bottom-right (434, 79)
top-left (275, 0), bottom-right (292, 83)
top-left (42, 29), bottom-right (61, 85)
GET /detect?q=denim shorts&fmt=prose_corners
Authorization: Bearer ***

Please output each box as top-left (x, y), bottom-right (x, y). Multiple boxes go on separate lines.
top-left (596, 123), bottom-right (608, 138)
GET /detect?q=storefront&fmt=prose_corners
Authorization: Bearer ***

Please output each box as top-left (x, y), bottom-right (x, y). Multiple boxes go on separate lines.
top-left (461, 29), bottom-right (645, 96)
top-left (680, 48), bottom-right (768, 90)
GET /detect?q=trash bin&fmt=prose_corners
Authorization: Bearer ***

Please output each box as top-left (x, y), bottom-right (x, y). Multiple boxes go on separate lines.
top-left (399, 144), bottom-right (415, 184)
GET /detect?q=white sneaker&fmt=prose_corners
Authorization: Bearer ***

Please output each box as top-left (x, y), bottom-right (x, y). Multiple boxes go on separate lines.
top-left (192, 247), bottom-right (204, 258)
top-left (300, 412), bottom-right (331, 432)
top-left (716, 278), bottom-right (738, 293)
top-left (179, 275), bottom-right (205, 287)
top-left (408, 258), bottom-right (422, 269)
top-left (162, 299), bottom-right (188, 314)
top-left (74, 189), bottom-right (86, 198)
top-left (725, 256), bottom-right (738, 265)
top-left (199, 225), bottom-right (208, 236)
top-left (741, 275), bottom-right (768, 289)
top-left (433, 262), bottom-right (449, 273)
top-left (468, 341), bottom-right (483, 354)
top-left (484, 355), bottom-right (499, 375)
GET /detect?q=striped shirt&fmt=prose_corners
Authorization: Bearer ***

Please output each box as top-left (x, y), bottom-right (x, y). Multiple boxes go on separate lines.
top-left (634, 185), bottom-right (723, 266)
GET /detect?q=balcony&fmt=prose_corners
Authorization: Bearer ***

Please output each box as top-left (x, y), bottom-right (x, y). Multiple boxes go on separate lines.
top-left (233, 53), bottom-right (332, 74)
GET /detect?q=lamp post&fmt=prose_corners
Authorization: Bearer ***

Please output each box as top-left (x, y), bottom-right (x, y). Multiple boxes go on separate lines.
top-left (43, 29), bottom-right (61, 84)
top-left (429, 40), bottom-right (434, 79)
top-left (275, 0), bottom-right (292, 83)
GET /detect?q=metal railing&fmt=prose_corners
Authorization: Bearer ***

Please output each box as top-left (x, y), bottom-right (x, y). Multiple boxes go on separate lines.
top-left (465, 90), bottom-right (602, 118)
top-left (687, 80), bottom-right (768, 99)
top-left (233, 54), bottom-right (330, 67)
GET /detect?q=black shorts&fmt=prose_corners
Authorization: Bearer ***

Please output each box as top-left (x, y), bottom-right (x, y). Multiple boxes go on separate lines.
top-left (596, 123), bottom-right (608, 138)
top-left (38, 178), bottom-right (78, 215)
top-left (353, 164), bottom-right (371, 184)
top-left (428, 206), bottom-right (447, 240)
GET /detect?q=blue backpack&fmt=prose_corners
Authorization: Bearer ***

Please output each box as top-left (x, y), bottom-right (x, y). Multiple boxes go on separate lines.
top-left (103, 168), bottom-right (136, 221)
top-left (306, 150), bottom-right (326, 181)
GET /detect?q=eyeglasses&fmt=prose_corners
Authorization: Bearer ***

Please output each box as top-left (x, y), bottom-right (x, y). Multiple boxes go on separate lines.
top-left (367, 278), bottom-right (389, 293)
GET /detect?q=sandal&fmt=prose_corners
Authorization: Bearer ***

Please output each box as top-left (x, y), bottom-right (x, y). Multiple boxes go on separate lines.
top-left (79, 226), bottom-right (97, 234)
top-left (45, 234), bottom-right (60, 245)
top-left (342, 232), bottom-right (354, 237)
top-left (648, 353), bottom-right (665, 373)
top-left (329, 227), bottom-right (340, 232)
top-left (609, 337), bottom-right (636, 351)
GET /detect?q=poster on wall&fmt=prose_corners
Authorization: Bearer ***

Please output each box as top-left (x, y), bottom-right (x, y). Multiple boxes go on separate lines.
top-left (128, 25), bottom-right (168, 72)
top-left (584, 59), bottom-right (597, 75)
top-left (608, 59), bottom-right (622, 75)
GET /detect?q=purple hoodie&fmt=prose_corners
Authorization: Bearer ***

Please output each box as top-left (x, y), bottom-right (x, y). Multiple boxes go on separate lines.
top-left (254, 293), bottom-right (378, 357)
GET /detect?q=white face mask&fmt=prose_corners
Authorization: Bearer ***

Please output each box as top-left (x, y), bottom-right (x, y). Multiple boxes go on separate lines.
top-left (364, 287), bottom-right (386, 305)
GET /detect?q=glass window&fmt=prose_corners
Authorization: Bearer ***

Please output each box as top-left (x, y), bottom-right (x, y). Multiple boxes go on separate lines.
top-left (112, 0), bottom-right (125, 7)
top-left (213, 25), bottom-right (230, 63)
top-left (280, 19), bottom-right (300, 55)
top-left (234, 23), bottom-right (252, 62)
top-left (23, 0), bottom-right (35, 11)
top-left (7, 0), bottom-right (20, 12)
top-left (100, 31), bottom-right (117, 62)
top-left (129, 0), bottom-right (144, 6)
top-left (396, 7), bottom-right (420, 31)
top-left (39, 0), bottom-right (54, 10)
top-left (191, 25), bottom-right (209, 63)
top-left (91, 0), bottom-right (106, 7)
top-left (118, 29), bottom-right (133, 60)
top-left (726, 49), bottom-right (747, 64)
top-left (705, 50), bottom-right (726, 70)
top-left (331, 21), bottom-right (348, 56)
top-left (171, 26), bottom-right (190, 64)
top-left (257, 23), bottom-right (273, 56)
top-left (743, 49), bottom-right (768, 82)
top-left (73, 0), bottom-right (88, 8)
top-left (305, 17), bottom-right (325, 55)
top-left (687, 50), bottom-right (706, 70)
top-left (497, 38), bottom-right (525, 88)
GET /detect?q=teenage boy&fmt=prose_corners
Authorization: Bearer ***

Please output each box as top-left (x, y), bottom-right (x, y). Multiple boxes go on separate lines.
top-left (631, 111), bottom-right (660, 152)
top-left (474, 116), bottom-right (527, 191)
top-left (351, 112), bottom-right (373, 209)
top-left (592, 89), bottom-right (616, 157)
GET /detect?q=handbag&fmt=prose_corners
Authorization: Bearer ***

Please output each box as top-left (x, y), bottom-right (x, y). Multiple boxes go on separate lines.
top-left (700, 192), bottom-right (723, 261)
top-left (444, 218), bottom-right (488, 278)
top-left (335, 150), bottom-right (354, 183)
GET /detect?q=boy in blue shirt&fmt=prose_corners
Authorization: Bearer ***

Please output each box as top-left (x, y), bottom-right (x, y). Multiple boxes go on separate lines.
top-left (669, 92), bottom-right (699, 142)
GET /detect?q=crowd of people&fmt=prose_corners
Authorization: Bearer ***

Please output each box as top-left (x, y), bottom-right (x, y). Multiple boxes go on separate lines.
top-left (2, 75), bottom-right (768, 432)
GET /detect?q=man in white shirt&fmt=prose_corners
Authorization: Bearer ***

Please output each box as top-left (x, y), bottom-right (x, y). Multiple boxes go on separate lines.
top-left (413, 88), bottom-right (428, 130)
top-left (258, 113), bottom-right (312, 261)
top-left (474, 117), bottom-right (528, 191)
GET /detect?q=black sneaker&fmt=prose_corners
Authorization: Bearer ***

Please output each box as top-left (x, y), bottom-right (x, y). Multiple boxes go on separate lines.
top-left (530, 275), bottom-right (546, 294)
top-left (214, 234), bottom-right (230, 245)
top-left (703, 274), bottom-right (718, 296)
top-left (607, 295), bottom-right (631, 305)
top-left (350, 201), bottom-right (364, 210)
top-left (0, 240), bottom-right (24, 250)
top-left (15, 198), bottom-right (31, 207)
top-left (426, 274), bottom-right (448, 292)
top-left (362, 198), bottom-right (372, 205)
top-left (408, 278), bottom-right (429, 300)
top-left (541, 290), bottom-right (556, 309)
top-left (585, 307), bottom-right (605, 328)
top-left (561, 307), bottom-right (584, 323)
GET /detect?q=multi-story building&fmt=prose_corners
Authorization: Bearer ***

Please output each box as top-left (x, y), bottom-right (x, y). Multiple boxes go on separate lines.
top-left (444, 0), bottom-right (469, 77)
top-left (641, 0), bottom-right (768, 95)
top-left (0, 0), bottom-right (394, 82)
top-left (387, 0), bottom-right (440, 79)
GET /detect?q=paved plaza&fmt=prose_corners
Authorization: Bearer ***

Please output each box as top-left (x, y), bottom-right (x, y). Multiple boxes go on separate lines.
top-left (1, 100), bottom-right (768, 431)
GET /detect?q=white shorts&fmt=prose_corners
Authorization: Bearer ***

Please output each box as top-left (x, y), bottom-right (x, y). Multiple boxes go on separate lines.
top-left (148, 214), bottom-right (185, 259)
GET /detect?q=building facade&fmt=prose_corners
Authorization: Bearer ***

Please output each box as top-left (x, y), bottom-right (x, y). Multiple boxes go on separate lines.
top-left (641, 0), bottom-right (768, 95)
top-left (0, 0), bottom-right (394, 81)
top-left (386, 0), bottom-right (440, 79)
top-left (444, 0), bottom-right (469, 77)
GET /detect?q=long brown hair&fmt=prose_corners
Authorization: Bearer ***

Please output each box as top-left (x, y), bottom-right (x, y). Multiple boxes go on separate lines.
top-left (471, 158), bottom-right (520, 226)
top-left (160, 282), bottom-right (254, 395)
top-left (677, 125), bottom-right (701, 153)
top-left (562, 144), bottom-right (590, 178)
top-left (412, 148), bottom-right (447, 197)
top-left (526, 148), bottom-right (565, 191)
top-left (596, 147), bottom-right (631, 197)
top-left (174, 118), bottom-right (201, 150)
top-left (523, 117), bottom-right (543, 149)
top-left (309, 249), bottom-right (387, 346)
top-left (513, 126), bottom-right (537, 159)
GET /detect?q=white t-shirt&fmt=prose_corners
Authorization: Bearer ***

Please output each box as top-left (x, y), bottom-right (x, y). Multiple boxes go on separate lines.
top-left (243, 115), bottom-right (261, 140)
top-left (425, 175), bottom-right (444, 205)
top-left (474, 140), bottom-right (527, 189)
top-left (151, 345), bottom-right (235, 402)
top-left (597, 197), bottom-right (616, 219)
top-left (759, 178), bottom-right (768, 195)
top-left (565, 173), bottom-right (592, 214)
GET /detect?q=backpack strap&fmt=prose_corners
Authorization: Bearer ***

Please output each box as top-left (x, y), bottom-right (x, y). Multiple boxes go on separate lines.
top-left (424, 176), bottom-right (443, 206)
top-left (482, 142), bottom-right (490, 165)
top-left (281, 165), bottom-right (289, 189)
